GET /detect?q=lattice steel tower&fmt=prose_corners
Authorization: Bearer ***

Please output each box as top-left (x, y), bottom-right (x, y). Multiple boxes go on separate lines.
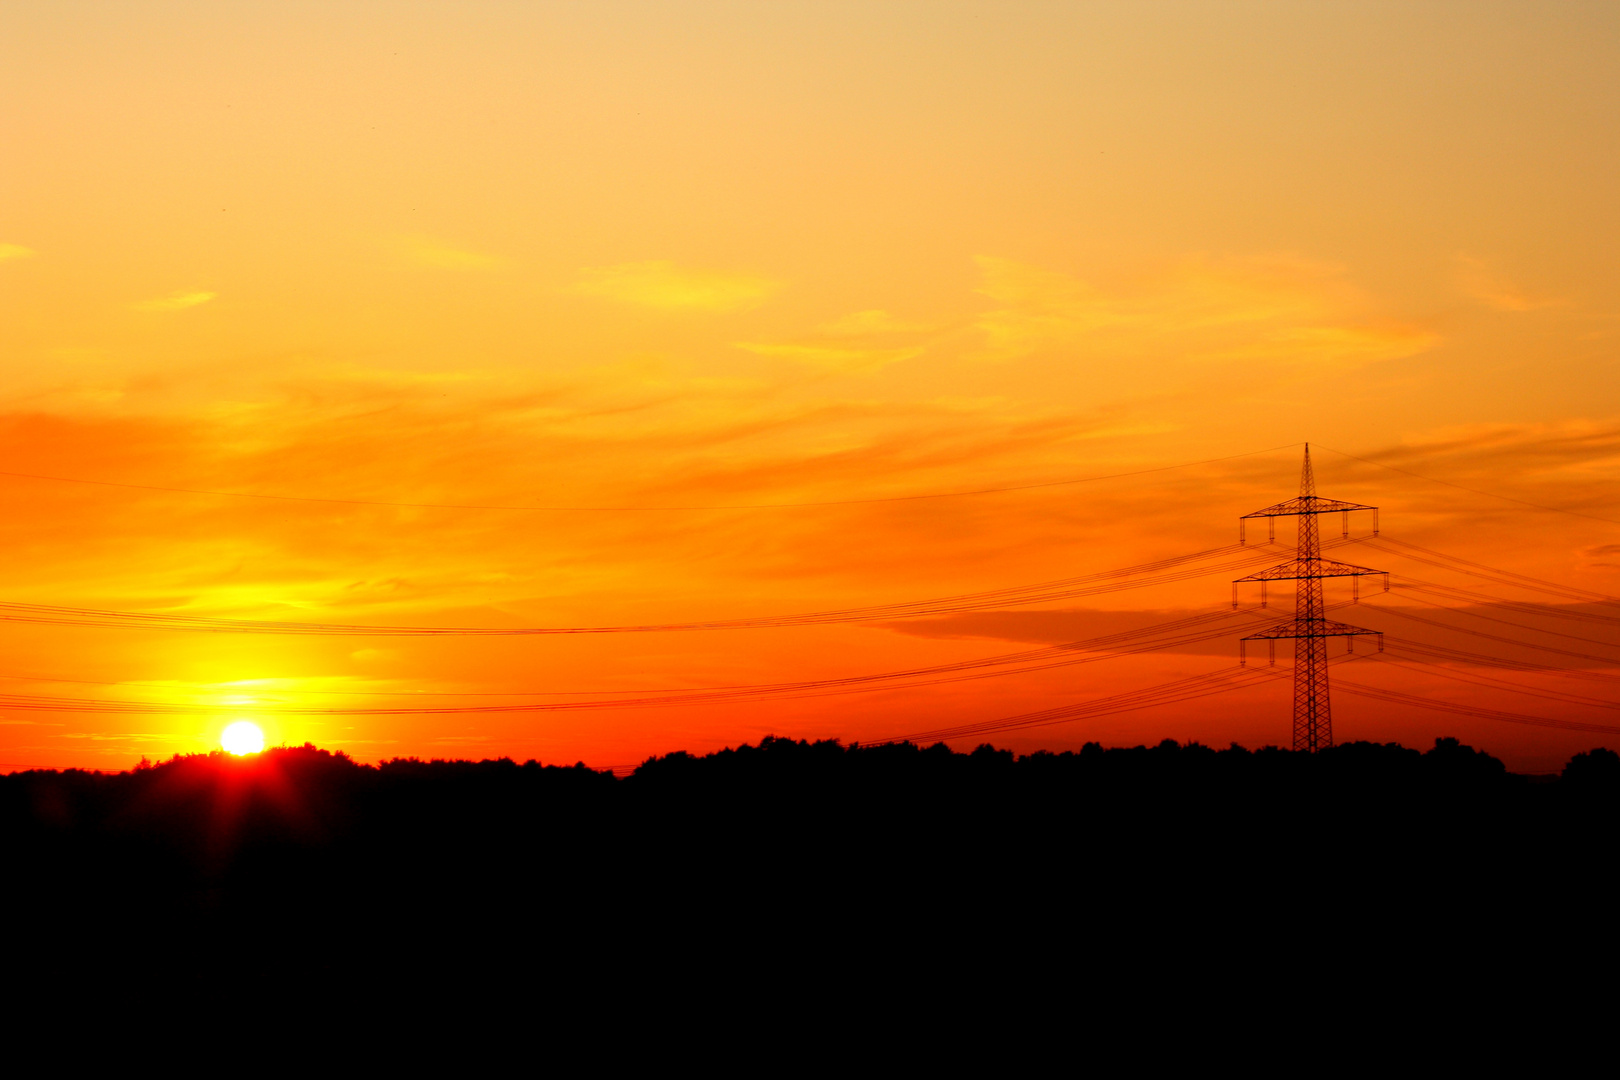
top-left (1235, 445), bottom-right (1386, 751)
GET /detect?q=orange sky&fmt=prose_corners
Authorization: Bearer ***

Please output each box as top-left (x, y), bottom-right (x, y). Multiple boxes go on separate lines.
top-left (3, 2), bottom-right (1618, 773)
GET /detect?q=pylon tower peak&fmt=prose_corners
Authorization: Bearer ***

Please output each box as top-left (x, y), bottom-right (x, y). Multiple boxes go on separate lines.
top-left (1235, 444), bottom-right (1385, 751)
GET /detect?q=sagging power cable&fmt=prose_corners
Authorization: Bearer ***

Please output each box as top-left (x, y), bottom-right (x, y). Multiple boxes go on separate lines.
top-left (1364, 537), bottom-right (1620, 608)
top-left (1335, 678), bottom-right (1620, 737)
top-left (0, 607), bottom-right (1278, 716)
top-left (1378, 584), bottom-right (1620, 652)
top-left (0, 542), bottom-right (1299, 636)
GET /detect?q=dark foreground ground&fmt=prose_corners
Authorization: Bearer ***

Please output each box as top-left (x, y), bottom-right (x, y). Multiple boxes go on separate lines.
top-left (6, 735), bottom-right (1619, 1015)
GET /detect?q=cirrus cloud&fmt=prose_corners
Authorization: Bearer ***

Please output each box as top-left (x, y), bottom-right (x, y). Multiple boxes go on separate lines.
top-left (1204, 323), bottom-right (1439, 364)
top-left (130, 291), bottom-right (216, 312)
top-left (396, 235), bottom-right (505, 270)
top-left (818, 309), bottom-right (936, 336)
top-left (1456, 254), bottom-right (1564, 312)
top-left (972, 254), bottom-right (1438, 367)
top-left (735, 308), bottom-right (935, 373)
top-left (733, 341), bottom-right (924, 373)
top-left (570, 260), bottom-right (780, 312)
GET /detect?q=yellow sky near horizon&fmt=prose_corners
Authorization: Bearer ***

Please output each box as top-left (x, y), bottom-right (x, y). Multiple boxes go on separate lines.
top-left (2, 1), bottom-right (1618, 772)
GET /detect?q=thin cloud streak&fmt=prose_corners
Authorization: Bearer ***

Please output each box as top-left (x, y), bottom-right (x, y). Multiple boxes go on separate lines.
top-left (130, 291), bottom-right (216, 312)
top-left (569, 261), bottom-right (780, 312)
top-left (395, 235), bottom-right (505, 270)
top-left (971, 255), bottom-right (1439, 366)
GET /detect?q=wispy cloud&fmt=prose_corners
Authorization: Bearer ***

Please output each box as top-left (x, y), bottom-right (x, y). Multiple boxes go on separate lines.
top-left (130, 291), bottom-right (216, 312)
top-left (733, 341), bottom-right (924, 373)
top-left (570, 260), bottom-right (780, 312)
top-left (974, 258), bottom-right (1130, 361)
top-left (1378, 421), bottom-right (1620, 473)
top-left (396, 235), bottom-right (505, 270)
top-left (297, 364), bottom-right (486, 389)
top-left (736, 308), bottom-right (934, 373)
top-left (1456, 254), bottom-right (1563, 312)
top-left (971, 255), bottom-right (1437, 366)
top-left (0, 243), bottom-right (36, 262)
top-left (818, 309), bottom-right (935, 336)
top-left (1583, 542), bottom-right (1620, 569)
top-left (1205, 323), bottom-right (1438, 364)
top-left (1322, 420), bottom-right (1620, 531)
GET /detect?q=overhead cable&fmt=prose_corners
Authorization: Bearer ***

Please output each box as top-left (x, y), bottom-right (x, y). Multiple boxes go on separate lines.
top-left (874, 663), bottom-right (1303, 745)
top-left (1358, 596), bottom-right (1620, 668)
top-left (1371, 651), bottom-right (1620, 712)
top-left (1365, 537), bottom-right (1620, 607)
top-left (1393, 578), bottom-right (1620, 626)
top-left (0, 443), bottom-right (1303, 513)
top-left (0, 542), bottom-right (1302, 636)
top-left (1316, 444), bottom-right (1620, 527)
top-left (0, 607), bottom-right (1276, 716)
top-left (1383, 584), bottom-right (1620, 652)
top-left (1334, 679), bottom-right (1620, 737)
top-left (1383, 638), bottom-right (1620, 686)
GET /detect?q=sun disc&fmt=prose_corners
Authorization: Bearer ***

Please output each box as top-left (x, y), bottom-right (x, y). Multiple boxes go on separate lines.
top-left (222, 721), bottom-right (265, 756)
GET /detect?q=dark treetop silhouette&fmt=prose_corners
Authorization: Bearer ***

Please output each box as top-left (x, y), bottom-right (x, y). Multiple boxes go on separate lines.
top-left (6, 732), bottom-right (1616, 1007)
top-left (12, 731), bottom-right (1620, 1036)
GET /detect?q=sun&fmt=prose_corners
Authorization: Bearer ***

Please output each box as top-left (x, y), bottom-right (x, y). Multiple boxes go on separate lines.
top-left (221, 721), bottom-right (265, 756)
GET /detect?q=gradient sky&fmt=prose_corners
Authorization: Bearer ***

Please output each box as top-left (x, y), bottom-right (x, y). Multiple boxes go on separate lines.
top-left (3, 1), bottom-right (1618, 773)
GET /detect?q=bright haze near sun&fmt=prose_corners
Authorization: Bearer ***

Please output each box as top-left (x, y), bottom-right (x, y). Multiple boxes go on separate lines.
top-left (0, 1), bottom-right (1617, 774)
top-left (221, 722), bottom-right (265, 756)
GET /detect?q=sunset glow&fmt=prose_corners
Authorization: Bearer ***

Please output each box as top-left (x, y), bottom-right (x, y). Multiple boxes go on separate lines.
top-left (2, 3), bottom-right (1618, 775)
top-left (221, 721), bottom-right (265, 756)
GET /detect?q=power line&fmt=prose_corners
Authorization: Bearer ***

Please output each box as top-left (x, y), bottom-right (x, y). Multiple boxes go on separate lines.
top-left (0, 607), bottom-right (1276, 716)
top-left (866, 643), bottom-right (1620, 749)
top-left (1366, 537), bottom-right (1620, 606)
top-left (9, 595), bottom-right (1337, 705)
top-left (1335, 678), bottom-right (1620, 737)
top-left (0, 542), bottom-right (1297, 635)
top-left (1393, 578), bottom-right (1620, 626)
top-left (1359, 597), bottom-right (1620, 668)
top-left (1316, 443), bottom-right (1620, 526)
top-left (1386, 638), bottom-right (1620, 686)
top-left (875, 659), bottom-right (1324, 745)
top-left (1383, 583), bottom-right (1620, 652)
top-left (879, 624), bottom-right (1389, 746)
top-left (1370, 652), bottom-right (1620, 713)
top-left (0, 444), bottom-right (1301, 512)
top-left (16, 435), bottom-right (1619, 759)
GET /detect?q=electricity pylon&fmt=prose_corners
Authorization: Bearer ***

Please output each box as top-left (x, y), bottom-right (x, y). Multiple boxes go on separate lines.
top-left (1235, 445), bottom-right (1386, 752)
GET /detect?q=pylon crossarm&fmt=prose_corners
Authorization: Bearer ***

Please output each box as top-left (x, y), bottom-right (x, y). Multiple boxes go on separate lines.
top-left (1242, 619), bottom-right (1381, 641)
top-left (1234, 558), bottom-right (1386, 583)
top-left (1240, 496), bottom-right (1376, 519)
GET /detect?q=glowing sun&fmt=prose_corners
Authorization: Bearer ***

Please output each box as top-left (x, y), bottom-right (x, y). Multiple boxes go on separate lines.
top-left (222, 721), bottom-right (265, 756)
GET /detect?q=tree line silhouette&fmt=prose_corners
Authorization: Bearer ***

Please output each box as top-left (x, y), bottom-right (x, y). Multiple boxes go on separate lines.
top-left (7, 735), bottom-right (1617, 1007)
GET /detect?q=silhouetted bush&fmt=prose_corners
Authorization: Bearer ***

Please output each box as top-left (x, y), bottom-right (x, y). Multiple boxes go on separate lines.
top-left (1562, 746), bottom-right (1620, 788)
top-left (2, 734), bottom-right (1610, 1003)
